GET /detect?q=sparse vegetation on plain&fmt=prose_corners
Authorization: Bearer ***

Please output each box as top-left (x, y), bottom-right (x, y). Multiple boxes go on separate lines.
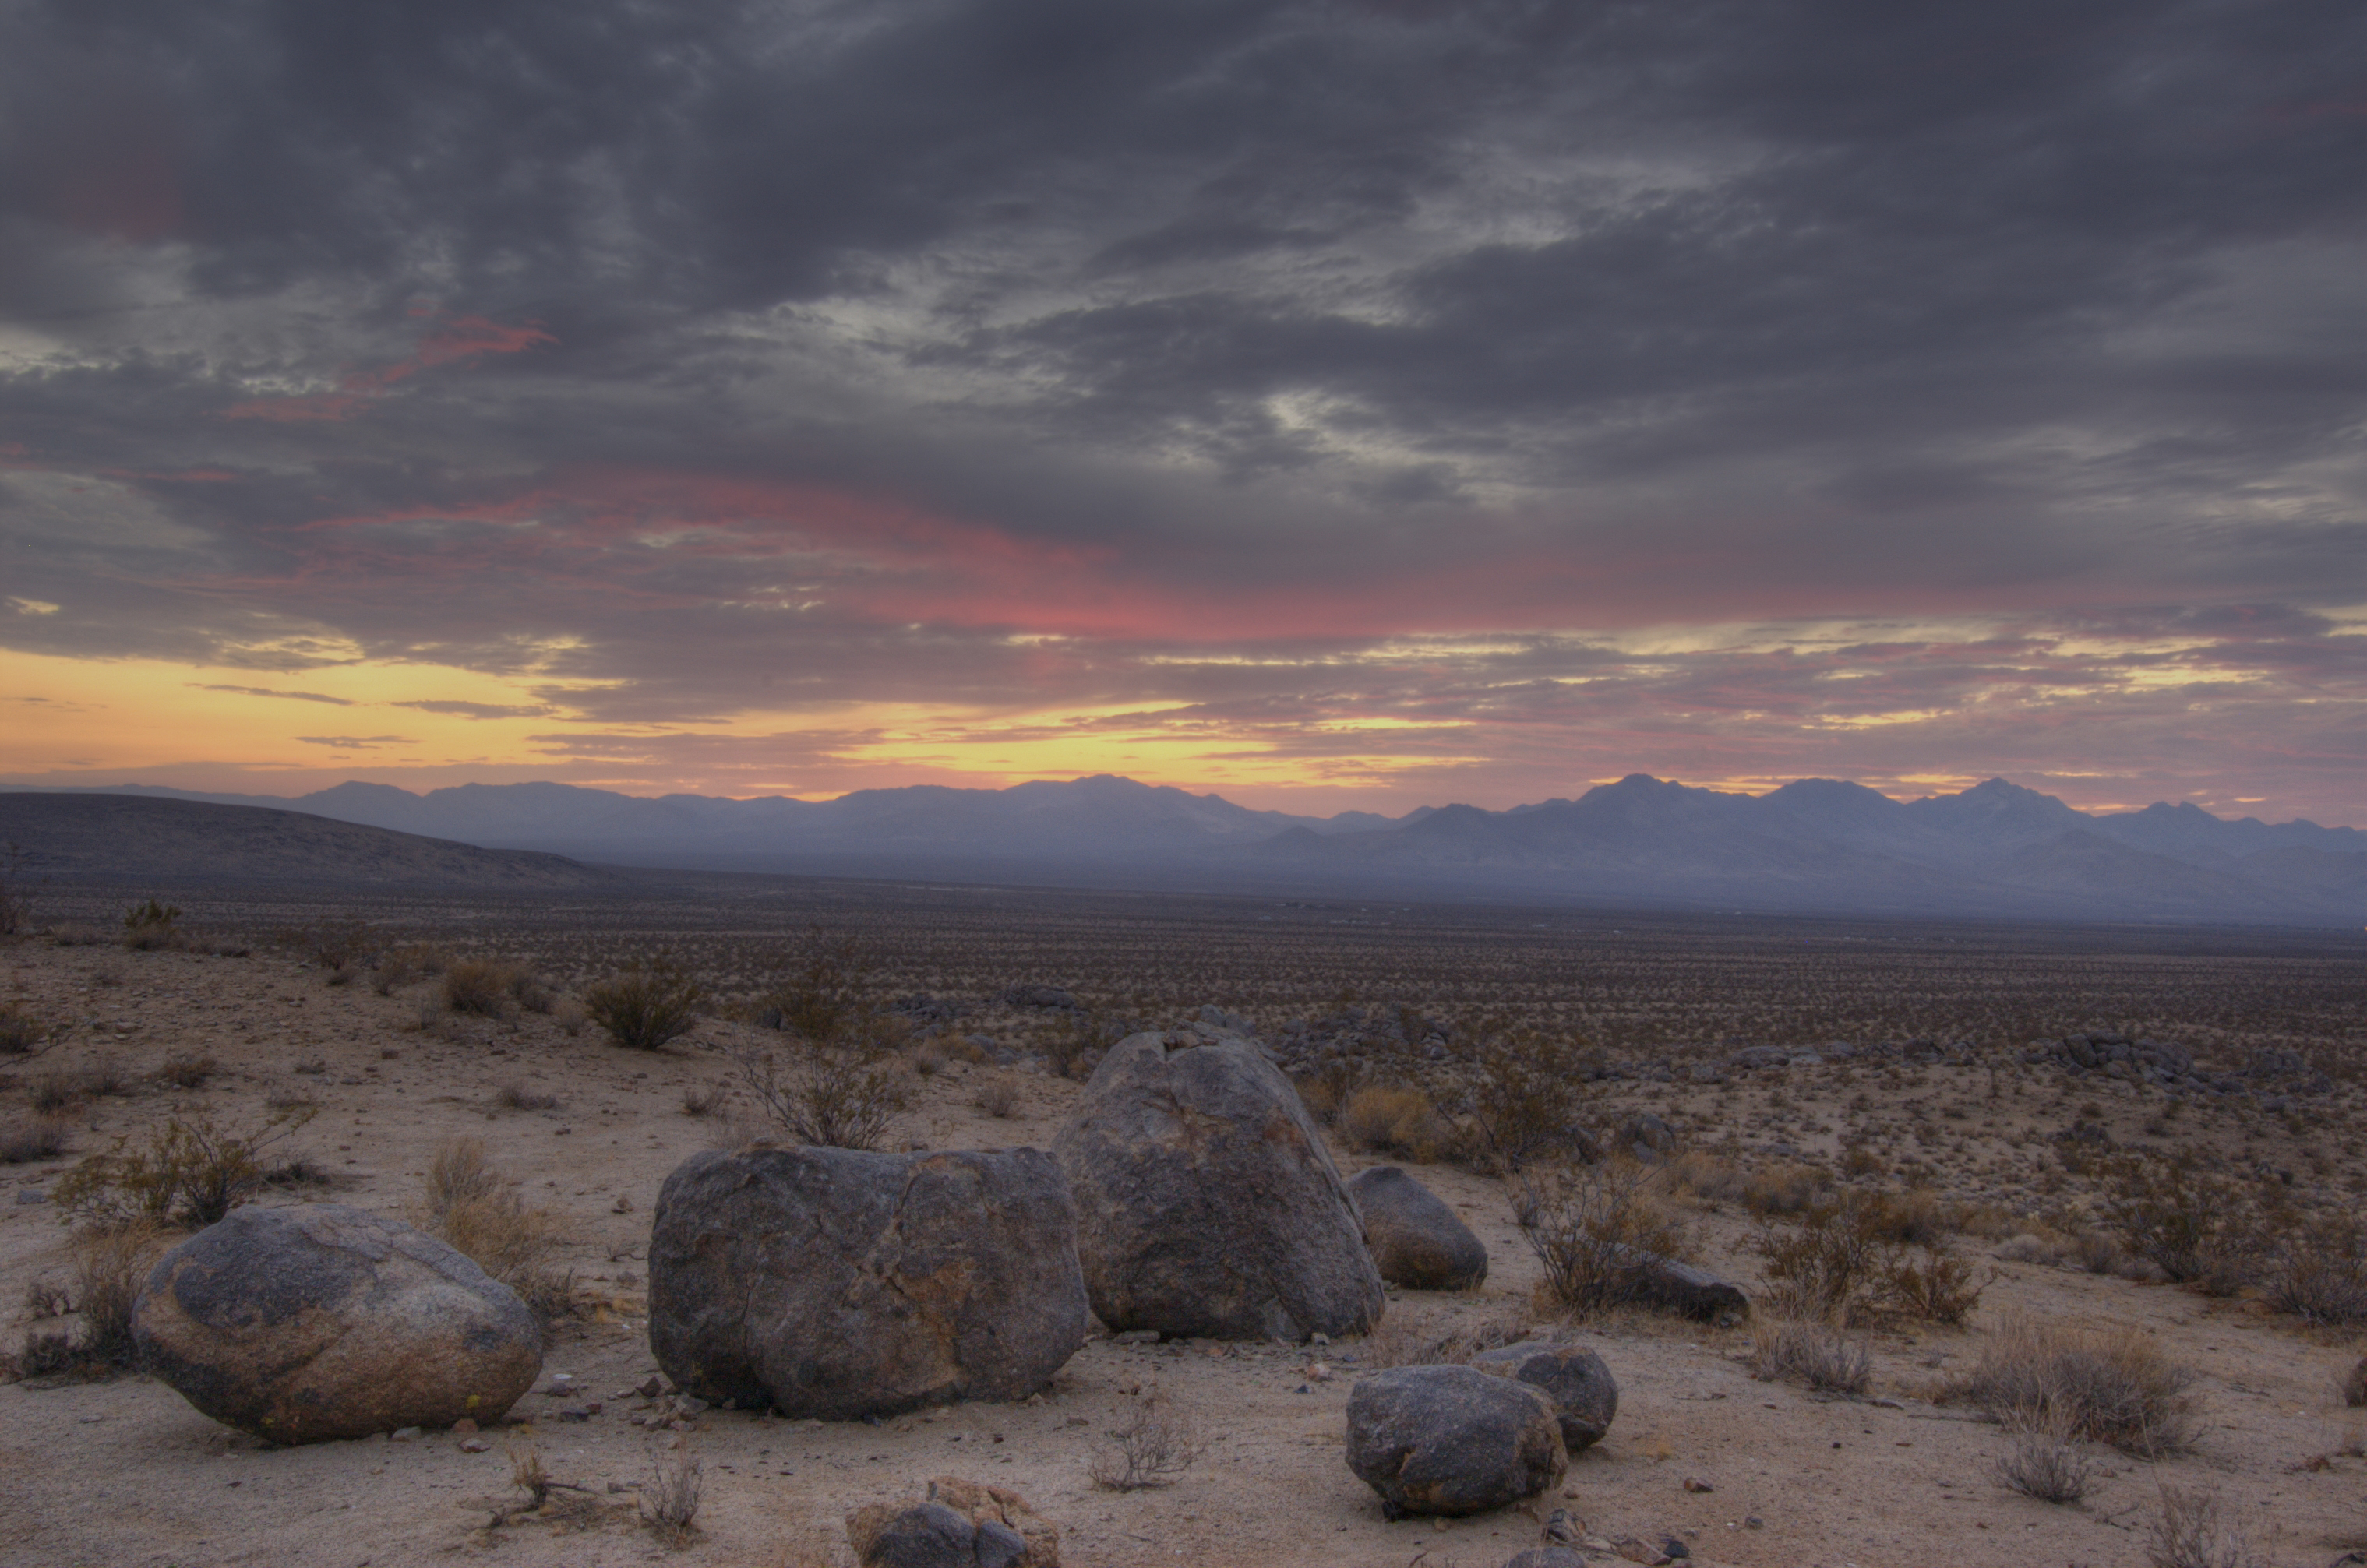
top-left (55, 1109), bottom-right (313, 1228)
top-left (1946, 1313), bottom-right (2199, 1456)
top-left (585, 957), bottom-right (704, 1050)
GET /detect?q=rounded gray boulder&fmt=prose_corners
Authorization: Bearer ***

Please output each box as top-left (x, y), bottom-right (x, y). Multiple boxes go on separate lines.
top-left (648, 1145), bottom-right (1088, 1419)
top-left (1469, 1340), bottom-right (1619, 1451)
top-left (1346, 1363), bottom-right (1568, 1518)
top-left (1053, 1031), bottom-right (1384, 1341)
top-left (132, 1203), bottom-right (541, 1444)
top-left (1347, 1165), bottom-right (1488, 1290)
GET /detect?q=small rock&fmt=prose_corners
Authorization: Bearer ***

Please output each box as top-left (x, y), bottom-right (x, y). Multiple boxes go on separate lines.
top-left (672, 1395), bottom-right (709, 1417)
top-left (1681, 1475), bottom-right (1712, 1492)
top-left (1469, 1341), bottom-right (1618, 1453)
top-left (390, 1427), bottom-right (422, 1442)
top-left (637, 1375), bottom-right (665, 1398)
top-left (1505, 1552), bottom-right (1588, 1568)
top-left (1610, 1537), bottom-right (1670, 1565)
top-left (1744, 1516), bottom-right (1764, 1529)
top-left (1663, 1538), bottom-right (1689, 1560)
top-left (1348, 1166), bottom-right (1490, 1291)
top-left (1111, 1329), bottom-right (1160, 1345)
top-left (451, 1418), bottom-right (478, 1435)
top-left (458, 1438), bottom-right (490, 1453)
top-left (15, 1189), bottom-right (46, 1205)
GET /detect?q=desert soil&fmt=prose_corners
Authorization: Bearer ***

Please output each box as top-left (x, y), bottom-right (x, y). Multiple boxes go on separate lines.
top-left (2, 935), bottom-right (2362, 1568)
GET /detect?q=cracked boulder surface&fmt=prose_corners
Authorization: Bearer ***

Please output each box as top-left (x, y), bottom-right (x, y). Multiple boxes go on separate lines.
top-left (132, 1203), bottom-right (542, 1444)
top-left (647, 1145), bottom-right (1088, 1420)
top-left (1053, 1031), bottom-right (1385, 1341)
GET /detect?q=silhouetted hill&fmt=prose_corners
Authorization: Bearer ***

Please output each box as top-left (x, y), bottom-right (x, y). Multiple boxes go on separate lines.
top-left (0, 794), bottom-right (618, 889)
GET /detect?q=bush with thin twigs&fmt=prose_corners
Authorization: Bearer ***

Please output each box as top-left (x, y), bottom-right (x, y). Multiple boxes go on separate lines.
top-left (1748, 1318), bottom-right (1871, 1397)
top-left (443, 959), bottom-right (536, 1017)
top-left (371, 941), bottom-right (449, 995)
top-left (55, 1109), bottom-right (313, 1228)
top-left (282, 918), bottom-right (375, 973)
top-left (2262, 1215), bottom-right (2367, 1327)
top-left (973, 1077), bottom-right (1021, 1119)
top-left (1339, 1084), bottom-right (1455, 1164)
top-left (0, 1114), bottom-right (69, 1164)
top-left (158, 1052), bottom-right (217, 1089)
top-left (1462, 1025), bottom-right (1596, 1174)
top-left (1090, 1394), bottom-right (1207, 1491)
top-left (1990, 1418), bottom-right (2095, 1504)
top-left (1520, 1159), bottom-right (1696, 1317)
top-left (2098, 1152), bottom-right (2261, 1291)
top-left (733, 1042), bottom-right (905, 1152)
top-left (2147, 1485), bottom-right (2264, 1568)
top-left (679, 1083), bottom-right (722, 1118)
top-left (1740, 1162), bottom-right (1830, 1217)
top-left (29, 1070), bottom-right (82, 1112)
top-left (1755, 1194), bottom-right (1988, 1326)
top-left (641, 1445), bottom-right (704, 1548)
top-left (1945, 1313), bottom-right (2199, 1456)
top-left (586, 959), bottom-right (704, 1051)
top-left (0, 1002), bottom-right (55, 1055)
top-left (416, 1137), bottom-right (573, 1320)
top-left (120, 898), bottom-right (182, 950)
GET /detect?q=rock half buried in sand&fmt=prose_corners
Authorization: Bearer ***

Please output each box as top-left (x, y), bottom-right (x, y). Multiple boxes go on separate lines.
top-left (648, 1146), bottom-right (1087, 1419)
top-left (1053, 1031), bottom-right (1384, 1341)
top-left (132, 1203), bottom-right (540, 1444)
top-left (847, 1477), bottom-right (1060, 1567)
top-left (1608, 1245), bottom-right (1751, 1321)
top-left (1469, 1340), bottom-right (1618, 1451)
top-left (1346, 1363), bottom-right (1568, 1518)
top-left (1347, 1165), bottom-right (1489, 1291)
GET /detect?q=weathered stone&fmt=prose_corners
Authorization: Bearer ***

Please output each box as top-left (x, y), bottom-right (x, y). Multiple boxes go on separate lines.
top-left (1054, 1032), bottom-right (1384, 1341)
top-left (1347, 1165), bottom-right (1488, 1291)
top-left (1504, 1551), bottom-right (1590, 1568)
top-left (1469, 1341), bottom-right (1618, 1451)
top-left (847, 1478), bottom-right (1057, 1568)
top-left (1345, 1364), bottom-right (1567, 1518)
top-left (648, 1146), bottom-right (1087, 1420)
top-left (1730, 1045), bottom-right (1790, 1070)
top-left (1607, 1246), bottom-right (1751, 1321)
top-left (131, 1204), bottom-right (540, 1444)
top-left (1621, 1113), bottom-right (1677, 1158)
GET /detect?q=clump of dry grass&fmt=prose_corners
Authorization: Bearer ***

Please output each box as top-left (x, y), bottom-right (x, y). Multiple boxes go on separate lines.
top-left (1748, 1318), bottom-right (1871, 1397)
top-left (4, 1221), bottom-right (168, 1382)
top-left (0, 1002), bottom-right (55, 1055)
top-left (1339, 1084), bottom-right (1455, 1164)
top-left (2263, 1216), bottom-right (2367, 1327)
top-left (1755, 1194), bottom-right (1987, 1325)
top-left (1945, 1313), bottom-right (2199, 1456)
top-left (416, 1138), bottom-right (572, 1320)
top-left (0, 1113), bottom-right (69, 1164)
top-left (492, 1080), bottom-right (559, 1112)
top-left (679, 1083), bottom-right (722, 1118)
top-left (1990, 1418), bottom-right (2095, 1504)
top-left (157, 1052), bottom-right (217, 1089)
top-left (640, 1444), bottom-right (704, 1547)
top-left (973, 1077), bottom-right (1021, 1119)
top-left (443, 959), bottom-right (550, 1017)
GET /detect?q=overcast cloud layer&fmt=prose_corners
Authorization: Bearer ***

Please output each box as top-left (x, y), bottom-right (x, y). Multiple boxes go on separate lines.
top-left (2, 0), bottom-right (2361, 821)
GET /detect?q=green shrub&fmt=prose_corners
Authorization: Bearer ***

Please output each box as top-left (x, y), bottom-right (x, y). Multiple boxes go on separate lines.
top-left (120, 898), bottom-right (182, 950)
top-left (55, 1109), bottom-right (313, 1228)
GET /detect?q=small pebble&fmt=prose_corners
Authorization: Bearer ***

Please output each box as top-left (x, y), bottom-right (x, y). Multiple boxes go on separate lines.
top-left (390, 1427), bottom-right (421, 1443)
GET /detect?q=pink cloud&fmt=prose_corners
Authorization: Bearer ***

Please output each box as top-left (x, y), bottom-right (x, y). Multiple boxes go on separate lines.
top-left (223, 314), bottom-right (556, 422)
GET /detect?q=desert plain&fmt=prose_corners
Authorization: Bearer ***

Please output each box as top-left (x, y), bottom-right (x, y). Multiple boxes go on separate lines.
top-left (1, 874), bottom-right (2362, 1568)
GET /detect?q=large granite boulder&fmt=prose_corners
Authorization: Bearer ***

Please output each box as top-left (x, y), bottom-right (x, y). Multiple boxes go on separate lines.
top-left (131, 1204), bottom-right (540, 1444)
top-left (1346, 1364), bottom-right (1567, 1518)
top-left (1053, 1031), bottom-right (1384, 1341)
top-left (1347, 1165), bottom-right (1488, 1290)
top-left (1469, 1340), bottom-right (1618, 1451)
top-left (649, 1146), bottom-right (1087, 1419)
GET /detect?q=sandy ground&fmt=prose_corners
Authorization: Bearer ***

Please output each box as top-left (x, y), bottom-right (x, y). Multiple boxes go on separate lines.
top-left (2, 939), bottom-right (2362, 1568)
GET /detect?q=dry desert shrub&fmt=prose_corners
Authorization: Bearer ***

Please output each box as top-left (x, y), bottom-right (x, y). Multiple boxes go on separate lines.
top-left (2261, 1215), bottom-right (2367, 1327)
top-left (1748, 1317), bottom-right (1871, 1397)
top-left (586, 959), bottom-right (704, 1050)
top-left (119, 897), bottom-right (182, 950)
top-left (734, 1042), bottom-right (905, 1151)
top-left (157, 1052), bottom-right (217, 1089)
top-left (1755, 1195), bottom-right (1986, 1325)
top-left (493, 1080), bottom-right (559, 1112)
top-left (4, 1220), bottom-right (168, 1381)
top-left (1740, 1162), bottom-right (1831, 1217)
top-left (417, 1137), bottom-right (572, 1319)
top-left (1339, 1084), bottom-right (1455, 1163)
top-left (2098, 1152), bottom-right (2262, 1291)
top-left (1989, 1417), bottom-right (2095, 1504)
top-left (640, 1445), bottom-right (704, 1548)
top-left (973, 1076), bottom-right (1021, 1119)
top-left (371, 940), bottom-right (450, 995)
top-left (443, 959), bottom-right (552, 1017)
top-left (2146, 1485), bottom-right (2264, 1568)
top-left (1946, 1313), bottom-right (2199, 1456)
top-left (0, 1002), bottom-right (55, 1055)
top-left (1463, 1026), bottom-right (1596, 1173)
top-left (28, 1069), bottom-right (83, 1112)
top-left (679, 1082), bottom-right (722, 1118)
top-left (0, 1112), bottom-right (69, 1164)
top-left (55, 1108), bottom-right (312, 1228)
top-left (1090, 1391), bottom-right (1207, 1491)
top-left (1520, 1159), bottom-right (1696, 1317)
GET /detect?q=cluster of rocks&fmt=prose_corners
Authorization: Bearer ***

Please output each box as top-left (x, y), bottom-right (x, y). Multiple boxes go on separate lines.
top-left (2020, 1034), bottom-right (2332, 1101)
top-left (1342, 1342), bottom-right (1620, 1520)
top-left (848, 1475), bottom-right (1060, 1567)
top-left (1264, 1002), bottom-right (1456, 1077)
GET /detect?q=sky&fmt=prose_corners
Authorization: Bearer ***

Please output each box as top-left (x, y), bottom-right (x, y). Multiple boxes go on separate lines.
top-left (2, 1), bottom-right (2362, 824)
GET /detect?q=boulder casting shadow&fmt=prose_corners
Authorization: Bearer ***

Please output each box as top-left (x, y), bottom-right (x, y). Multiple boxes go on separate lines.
top-left (648, 1145), bottom-right (1088, 1420)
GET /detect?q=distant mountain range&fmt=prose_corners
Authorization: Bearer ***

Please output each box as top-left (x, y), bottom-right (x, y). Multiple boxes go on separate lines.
top-left (2, 773), bottom-right (2358, 925)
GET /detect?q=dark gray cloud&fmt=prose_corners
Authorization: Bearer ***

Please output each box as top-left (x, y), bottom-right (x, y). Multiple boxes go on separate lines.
top-left (0, 0), bottom-right (2358, 819)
